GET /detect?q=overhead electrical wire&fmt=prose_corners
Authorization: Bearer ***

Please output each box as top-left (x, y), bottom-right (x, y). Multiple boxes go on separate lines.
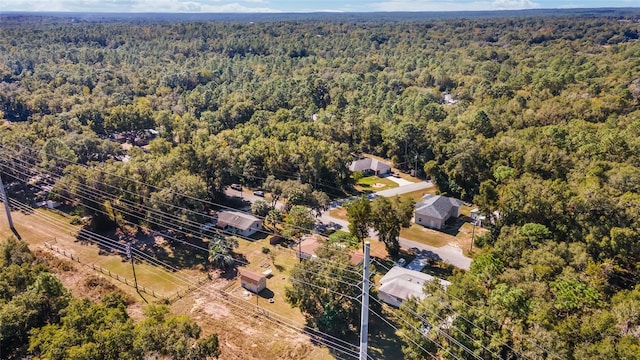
top-left (3, 196), bottom-right (362, 360)
top-left (1, 143), bottom-right (561, 359)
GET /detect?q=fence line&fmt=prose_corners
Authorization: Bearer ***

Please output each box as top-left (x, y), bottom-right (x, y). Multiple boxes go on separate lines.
top-left (40, 242), bottom-right (302, 336)
top-left (43, 241), bottom-right (174, 300)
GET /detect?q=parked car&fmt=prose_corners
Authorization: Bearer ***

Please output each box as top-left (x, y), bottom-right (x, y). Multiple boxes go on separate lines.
top-left (230, 184), bottom-right (242, 191)
top-left (391, 172), bottom-right (401, 178)
top-left (253, 190), bottom-right (265, 197)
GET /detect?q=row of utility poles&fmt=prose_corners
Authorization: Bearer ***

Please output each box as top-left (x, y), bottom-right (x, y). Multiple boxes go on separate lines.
top-left (1, 169), bottom-right (147, 303)
top-left (3, 168), bottom-right (372, 356)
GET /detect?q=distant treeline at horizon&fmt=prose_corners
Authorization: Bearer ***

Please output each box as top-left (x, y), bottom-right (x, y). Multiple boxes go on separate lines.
top-left (1, 7), bottom-right (640, 23)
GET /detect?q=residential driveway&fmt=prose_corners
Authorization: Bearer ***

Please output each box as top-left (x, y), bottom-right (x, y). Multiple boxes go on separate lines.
top-left (376, 181), bottom-right (433, 197)
top-left (399, 237), bottom-right (472, 270)
top-left (227, 183), bottom-right (472, 270)
top-left (382, 174), bottom-right (413, 186)
top-left (318, 210), bottom-right (472, 270)
top-left (405, 252), bottom-right (431, 271)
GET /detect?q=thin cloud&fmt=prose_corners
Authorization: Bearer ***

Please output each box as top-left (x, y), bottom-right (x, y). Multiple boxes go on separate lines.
top-left (368, 0), bottom-right (540, 11)
top-left (2, 0), bottom-right (282, 12)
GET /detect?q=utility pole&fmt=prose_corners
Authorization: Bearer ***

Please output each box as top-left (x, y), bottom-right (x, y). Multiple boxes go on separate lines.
top-left (127, 244), bottom-right (147, 303)
top-left (359, 241), bottom-right (371, 360)
top-left (0, 173), bottom-right (16, 234)
top-left (470, 218), bottom-right (478, 253)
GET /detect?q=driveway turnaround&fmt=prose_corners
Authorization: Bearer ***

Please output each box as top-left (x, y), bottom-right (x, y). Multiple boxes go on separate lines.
top-left (376, 181), bottom-right (433, 197)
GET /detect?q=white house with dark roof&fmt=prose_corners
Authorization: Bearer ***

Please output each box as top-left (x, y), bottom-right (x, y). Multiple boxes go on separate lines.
top-left (414, 194), bottom-right (463, 230)
top-left (378, 267), bottom-right (450, 307)
top-left (217, 211), bottom-right (263, 237)
top-left (348, 157), bottom-right (392, 176)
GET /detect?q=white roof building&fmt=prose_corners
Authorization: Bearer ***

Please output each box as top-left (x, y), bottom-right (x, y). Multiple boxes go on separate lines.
top-left (378, 266), bottom-right (450, 307)
top-left (217, 211), bottom-right (263, 237)
top-left (348, 157), bottom-right (391, 175)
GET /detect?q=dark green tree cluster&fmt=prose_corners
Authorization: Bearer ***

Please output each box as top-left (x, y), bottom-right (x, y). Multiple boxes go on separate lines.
top-left (0, 238), bottom-right (220, 359)
top-left (347, 196), bottom-right (414, 257)
top-left (1, 13), bottom-right (640, 357)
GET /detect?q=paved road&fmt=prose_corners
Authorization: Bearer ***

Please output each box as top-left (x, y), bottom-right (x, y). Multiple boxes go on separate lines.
top-left (398, 237), bottom-right (472, 270)
top-left (227, 184), bottom-right (472, 270)
top-left (318, 210), bottom-right (472, 270)
top-left (376, 181), bottom-right (434, 197)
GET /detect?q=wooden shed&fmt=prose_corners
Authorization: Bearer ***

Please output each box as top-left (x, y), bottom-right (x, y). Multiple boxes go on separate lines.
top-left (240, 270), bottom-right (266, 294)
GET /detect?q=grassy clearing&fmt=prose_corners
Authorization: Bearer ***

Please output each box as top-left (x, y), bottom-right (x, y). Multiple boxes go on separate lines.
top-left (0, 208), bottom-right (202, 300)
top-left (328, 207), bottom-right (348, 221)
top-left (354, 176), bottom-right (398, 192)
top-left (397, 187), bottom-right (438, 204)
top-left (234, 239), bottom-right (308, 324)
top-left (1, 208), bottom-right (344, 359)
top-left (455, 221), bottom-right (489, 257)
top-left (400, 224), bottom-right (452, 248)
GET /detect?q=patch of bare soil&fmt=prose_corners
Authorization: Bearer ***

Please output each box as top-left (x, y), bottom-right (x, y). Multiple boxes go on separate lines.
top-left (6, 211), bottom-right (334, 359)
top-left (172, 282), bottom-right (333, 360)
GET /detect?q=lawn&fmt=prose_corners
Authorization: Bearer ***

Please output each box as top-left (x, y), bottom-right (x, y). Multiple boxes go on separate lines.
top-left (0, 207), bottom-right (204, 301)
top-left (354, 175), bottom-right (398, 192)
top-left (399, 223), bottom-right (452, 248)
top-left (235, 239), bottom-right (307, 324)
top-left (397, 187), bottom-right (438, 204)
top-left (329, 207), bottom-right (348, 220)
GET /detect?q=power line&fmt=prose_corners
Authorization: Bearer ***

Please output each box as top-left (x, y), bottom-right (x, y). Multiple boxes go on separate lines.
top-left (2, 147), bottom-right (559, 359)
top-left (0, 144), bottom-right (353, 258)
top-left (1, 148), bottom-right (367, 278)
top-left (5, 196), bottom-right (362, 359)
top-left (2, 143), bottom-right (556, 358)
top-left (7, 157), bottom-right (362, 285)
top-left (368, 296), bottom-right (474, 360)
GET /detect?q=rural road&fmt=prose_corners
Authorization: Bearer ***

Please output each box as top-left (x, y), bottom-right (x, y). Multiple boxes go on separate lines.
top-left (226, 182), bottom-right (473, 270)
top-left (319, 210), bottom-right (472, 270)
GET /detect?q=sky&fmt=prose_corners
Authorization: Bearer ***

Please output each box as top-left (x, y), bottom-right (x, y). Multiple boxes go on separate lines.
top-left (1, 0), bottom-right (638, 13)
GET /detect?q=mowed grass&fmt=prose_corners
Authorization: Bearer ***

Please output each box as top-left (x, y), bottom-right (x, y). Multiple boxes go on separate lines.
top-left (397, 187), bottom-right (438, 203)
top-left (400, 224), bottom-right (452, 248)
top-left (354, 176), bottom-right (398, 192)
top-left (329, 207), bottom-right (348, 220)
top-left (235, 239), bottom-right (307, 324)
top-left (0, 207), bottom-right (201, 300)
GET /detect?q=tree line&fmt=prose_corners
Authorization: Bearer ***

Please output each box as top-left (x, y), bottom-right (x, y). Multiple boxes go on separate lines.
top-left (1, 12), bottom-right (639, 358)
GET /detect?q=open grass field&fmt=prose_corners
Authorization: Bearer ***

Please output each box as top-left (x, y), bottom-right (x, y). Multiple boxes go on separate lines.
top-left (1, 204), bottom-right (408, 359)
top-left (234, 239), bottom-right (307, 324)
top-left (0, 205), bottom-right (340, 359)
top-left (354, 175), bottom-right (398, 192)
top-left (397, 187), bottom-right (438, 203)
top-left (400, 223), bottom-right (452, 248)
top-left (0, 205), bottom-right (202, 300)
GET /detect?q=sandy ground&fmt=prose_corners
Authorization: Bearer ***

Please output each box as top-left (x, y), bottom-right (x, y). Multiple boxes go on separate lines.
top-left (0, 207), bottom-right (336, 360)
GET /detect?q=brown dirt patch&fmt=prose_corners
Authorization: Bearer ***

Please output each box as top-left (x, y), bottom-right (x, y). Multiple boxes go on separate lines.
top-left (2, 208), bottom-right (336, 359)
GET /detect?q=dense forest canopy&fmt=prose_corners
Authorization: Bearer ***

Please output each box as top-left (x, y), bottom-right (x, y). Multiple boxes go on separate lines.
top-left (1, 10), bottom-right (640, 358)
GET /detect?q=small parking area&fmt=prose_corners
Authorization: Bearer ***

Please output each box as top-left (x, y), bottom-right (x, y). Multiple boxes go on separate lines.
top-left (383, 174), bottom-right (413, 186)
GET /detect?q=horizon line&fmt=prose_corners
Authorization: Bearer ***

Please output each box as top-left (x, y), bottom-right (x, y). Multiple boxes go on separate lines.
top-left (1, 7), bottom-right (639, 15)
